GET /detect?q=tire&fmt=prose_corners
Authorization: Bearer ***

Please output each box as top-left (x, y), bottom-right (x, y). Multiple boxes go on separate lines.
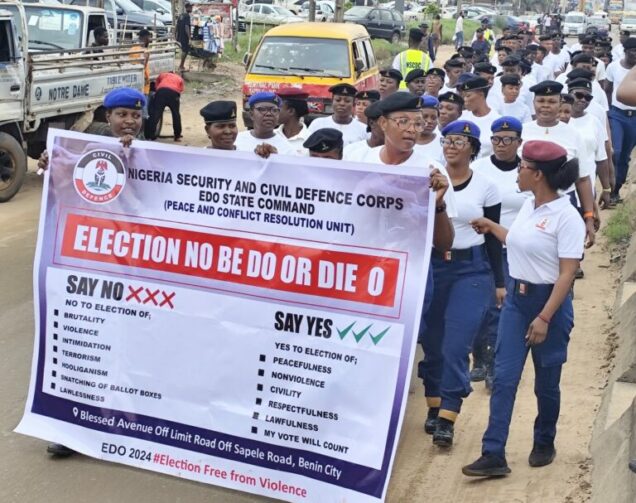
top-left (0, 132), bottom-right (27, 203)
top-left (390, 31), bottom-right (400, 44)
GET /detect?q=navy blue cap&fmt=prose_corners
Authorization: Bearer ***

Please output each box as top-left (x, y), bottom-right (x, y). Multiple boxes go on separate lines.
top-left (364, 100), bottom-right (383, 120)
top-left (329, 83), bottom-right (357, 96)
top-left (568, 78), bottom-right (592, 92)
top-left (426, 67), bottom-right (446, 79)
top-left (421, 96), bottom-right (439, 108)
top-left (441, 120), bottom-right (481, 140)
top-left (474, 62), bottom-right (497, 74)
top-left (501, 56), bottom-right (521, 67)
top-left (303, 128), bottom-right (343, 152)
top-left (529, 80), bottom-right (563, 95)
top-left (445, 58), bottom-right (465, 68)
top-left (566, 68), bottom-right (595, 81)
top-left (457, 75), bottom-right (490, 91)
top-left (103, 87), bottom-right (146, 109)
top-left (500, 74), bottom-right (521, 86)
top-left (572, 52), bottom-right (594, 65)
top-left (379, 92), bottom-right (421, 115)
top-left (247, 91), bottom-right (281, 108)
top-left (379, 68), bottom-right (403, 82)
top-left (200, 100), bottom-right (237, 123)
top-left (623, 37), bottom-right (636, 49)
top-left (405, 68), bottom-right (425, 83)
top-left (491, 116), bottom-right (522, 134)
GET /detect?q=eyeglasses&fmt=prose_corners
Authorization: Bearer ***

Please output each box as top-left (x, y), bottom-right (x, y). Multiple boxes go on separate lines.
top-left (573, 91), bottom-right (593, 102)
top-left (387, 117), bottom-right (425, 132)
top-left (253, 106), bottom-right (280, 115)
top-left (491, 136), bottom-right (520, 145)
top-left (440, 137), bottom-right (470, 148)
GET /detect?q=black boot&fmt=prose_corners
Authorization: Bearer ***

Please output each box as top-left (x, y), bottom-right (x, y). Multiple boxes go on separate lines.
top-left (470, 364), bottom-right (486, 382)
top-left (528, 443), bottom-right (556, 467)
top-left (424, 407), bottom-right (439, 435)
top-left (433, 417), bottom-right (454, 447)
top-left (462, 454), bottom-right (511, 477)
top-left (47, 443), bottom-right (75, 458)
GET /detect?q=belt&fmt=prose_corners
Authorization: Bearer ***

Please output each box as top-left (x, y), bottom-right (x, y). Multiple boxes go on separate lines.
top-left (611, 106), bottom-right (636, 117)
top-left (513, 279), bottom-right (553, 296)
top-left (432, 248), bottom-right (473, 262)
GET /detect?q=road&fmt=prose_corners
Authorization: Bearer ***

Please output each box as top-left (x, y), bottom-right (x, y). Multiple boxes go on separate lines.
top-left (0, 49), bottom-right (616, 502)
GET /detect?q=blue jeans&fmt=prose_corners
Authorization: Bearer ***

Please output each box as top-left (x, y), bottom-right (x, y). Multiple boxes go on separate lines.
top-left (481, 280), bottom-right (574, 459)
top-left (421, 245), bottom-right (492, 415)
top-left (609, 106), bottom-right (636, 195)
top-left (455, 31), bottom-right (464, 49)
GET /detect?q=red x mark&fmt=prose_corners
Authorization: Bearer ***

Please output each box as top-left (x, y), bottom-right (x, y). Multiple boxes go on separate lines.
top-left (143, 288), bottom-right (160, 305)
top-left (126, 286), bottom-right (143, 302)
top-left (159, 291), bottom-right (175, 309)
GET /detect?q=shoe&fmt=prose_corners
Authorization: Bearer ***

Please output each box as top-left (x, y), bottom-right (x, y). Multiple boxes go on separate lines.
top-left (629, 459), bottom-right (636, 473)
top-left (575, 267), bottom-right (584, 279)
top-left (47, 443), bottom-right (75, 458)
top-left (485, 372), bottom-right (493, 392)
top-left (470, 365), bottom-right (486, 382)
top-left (610, 194), bottom-right (622, 206)
top-left (424, 407), bottom-right (439, 435)
top-left (433, 418), bottom-right (454, 447)
top-left (462, 454), bottom-right (511, 477)
top-left (174, 136), bottom-right (183, 142)
top-left (528, 443), bottom-right (556, 467)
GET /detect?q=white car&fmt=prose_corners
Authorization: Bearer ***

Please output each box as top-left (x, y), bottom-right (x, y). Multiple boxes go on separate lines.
top-left (563, 12), bottom-right (588, 35)
top-left (239, 3), bottom-right (303, 30)
top-left (620, 16), bottom-right (636, 32)
top-left (442, 6), bottom-right (457, 19)
top-left (298, 1), bottom-right (334, 22)
top-left (587, 14), bottom-right (611, 33)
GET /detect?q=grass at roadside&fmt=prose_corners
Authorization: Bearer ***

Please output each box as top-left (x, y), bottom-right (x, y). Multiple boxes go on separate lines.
top-left (603, 199), bottom-right (636, 246)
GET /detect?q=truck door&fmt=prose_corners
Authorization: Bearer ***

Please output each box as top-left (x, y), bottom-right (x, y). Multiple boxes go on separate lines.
top-left (86, 13), bottom-right (109, 46)
top-left (0, 18), bottom-right (25, 124)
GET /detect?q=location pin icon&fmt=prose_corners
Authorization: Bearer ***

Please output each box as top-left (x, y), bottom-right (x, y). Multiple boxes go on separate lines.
top-left (72, 407), bottom-right (78, 417)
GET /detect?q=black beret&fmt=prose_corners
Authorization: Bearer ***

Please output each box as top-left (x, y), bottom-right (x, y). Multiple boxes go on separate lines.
top-left (560, 93), bottom-right (574, 105)
top-left (519, 60), bottom-right (532, 74)
top-left (501, 56), bottom-right (521, 67)
top-left (458, 46), bottom-right (475, 56)
top-left (364, 100), bottom-right (383, 121)
top-left (379, 92), bottom-right (421, 115)
top-left (329, 83), bottom-right (357, 96)
top-left (426, 67), bottom-right (446, 79)
top-left (566, 68), bottom-right (595, 81)
top-left (624, 37), bottom-right (636, 50)
top-left (355, 90), bottom-right (380, 101)
top-left (500, 74), bottom-right (521, 86)
top-left (538, 34), bottom-right (552, 42)
top-left (581, 36), bottom-right (596, 45)
top-left (529, 80), bottom-right (563, 96)
top-left (379, 68), bottom-right (403, 82)
top-left (445, 58), bottom-right (465, 68)
top-left (474, 62), bottom-right (497, 74)
top-left (498, 46), bottom-right (512, 53)
top-left (200, 100), bottom-right (237, 123)
top-left (438, 91), bottom-right (464, 106)
top-left (568, 78), bottom-right (592, 92)
top-left (572, 53), bottom-right (594, 65)
top-left (405, 68), bottom-right (425, 83)
top-left (621, 30), bottom-right (631, 36)
top-left (457, 76), bottom-right (490, 92)
top-left (303, 128), bottom-right (343, 152)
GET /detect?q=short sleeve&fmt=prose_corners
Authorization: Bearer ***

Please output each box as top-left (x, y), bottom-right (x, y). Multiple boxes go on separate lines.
top-left (605, 62), bottom-right (615, 83)
top-left (556, 207), bottom-right (585, 259)
top-left (594, 118), bottom-right (608, 162)
top-left (596, 59), bottom-right (607, 81)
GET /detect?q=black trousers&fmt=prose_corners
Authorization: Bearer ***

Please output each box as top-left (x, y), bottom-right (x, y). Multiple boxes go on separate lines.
top-left (146, 88), bottom-right (182, 140)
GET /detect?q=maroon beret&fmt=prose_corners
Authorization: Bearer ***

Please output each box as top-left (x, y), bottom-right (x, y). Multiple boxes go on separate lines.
top-left (276, 88), bottom-right (309, 100)
top-left (522, 140), bottom-right (567, 162)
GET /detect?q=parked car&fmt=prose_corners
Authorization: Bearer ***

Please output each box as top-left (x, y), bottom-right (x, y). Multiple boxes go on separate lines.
top-left (242, 22), bottom-right (379, 126)
top-left (461, 6), bottom-right (496, 19)
top-left (343, 6), bottom-right (405, 43)
top-left (587, 14), bottom-right (611, 35)
top-left (477, 14), bottom-right (527, 31)
top-left (620, 15), bottom-right (636, 32)
top-left (441, 6), bottom-right (457, 19)
top-left (130, 0), bottom-right (172, 25)
top-left (563, 11), bottom-right (588, 35)
top-left (239, 4), bottom-right (302, 31)
top-left (518, 14), bottom-right (539, 31)
top-left (298, 1), bottom-right (334, 22)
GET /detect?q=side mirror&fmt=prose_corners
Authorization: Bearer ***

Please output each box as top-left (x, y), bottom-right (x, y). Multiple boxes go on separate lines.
top-left (116, 8), bottom-right (124, 15)
top-left (354, 58), bottom-right (364, 74)
top-left (242, 52), bottom-right (252, 67)
top-left (156, 9), bottom-right (166, 14)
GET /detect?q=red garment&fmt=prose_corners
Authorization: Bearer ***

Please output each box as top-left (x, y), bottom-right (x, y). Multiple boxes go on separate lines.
top-left (156, 73), bottom-right (185, 94)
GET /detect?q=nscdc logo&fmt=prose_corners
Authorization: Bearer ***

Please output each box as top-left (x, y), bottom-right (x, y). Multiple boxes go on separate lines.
top-left (73, 150), bottom-right (125, 204)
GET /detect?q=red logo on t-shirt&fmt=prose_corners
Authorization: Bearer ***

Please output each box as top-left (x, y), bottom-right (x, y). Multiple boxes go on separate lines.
top-left (535, 218), bottom-right (549, 230)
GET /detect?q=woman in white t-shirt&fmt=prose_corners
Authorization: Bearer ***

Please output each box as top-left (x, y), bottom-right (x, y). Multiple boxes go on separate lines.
top-left (463, 140), bottom-right (585, 477)
top-left (414, 95), bottom-right (444, 164)
top-left (421, 119), bottom-right (504, 449)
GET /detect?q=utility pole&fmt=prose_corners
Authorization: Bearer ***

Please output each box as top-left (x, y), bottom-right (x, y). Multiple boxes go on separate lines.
top-left (394, 0), bottom-right (404, 14)
top-left (335, 0), bottom-right (345, 22)
top-left (309, 0), bottom-right (316, 22)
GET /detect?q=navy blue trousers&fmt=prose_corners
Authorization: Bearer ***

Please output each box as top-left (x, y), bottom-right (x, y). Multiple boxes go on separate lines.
top-left (420, 245), bottom-right (492, 415)
top-left (609, 106), bottom-right (636, 195)
top-left (482, 281), bottom-right (574, 459)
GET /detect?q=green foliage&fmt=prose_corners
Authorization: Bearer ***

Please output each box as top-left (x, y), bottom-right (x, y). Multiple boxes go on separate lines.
top-left (423, 4), bottom-right (441, 17)
top-left (603, 200), bottom-right (636, 245)
top-left (222, 25), bottom-right (268, 64)
top-left (371, 38), bottom-right (401, 66)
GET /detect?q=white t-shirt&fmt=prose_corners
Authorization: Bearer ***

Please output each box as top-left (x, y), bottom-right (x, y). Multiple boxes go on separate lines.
top-left (414, 134), bottom-right (445, 164)
top-left (543, 51), bottom-right (568, 78)
top-left (275, 123), bottom-right (309, 156)
top-left (506, 196), bottom-right (585, 284)
top-left (234, 130), bottom-right (295, 155)
top-left (612, 43), bottom-right (624, 62)
top-left (564, 57), bottom-right (606, 81)
top-left (531, 62), bottom-right (550, 83)
top-left (307, 116), bottom-right (368, 146)
top-left (606, 60), bottom-right (636, 110)
top-left (570, 113), bottom-right (608, 183)
top-left (500, 100), bottom-right (532, 123)
top-left (556, 72), bottom-right (608, 111)
top-left (343, 139), bottom-right (372, 161)
top-left (455, 16), bottom-right (463, 34)
top-left (586, 100), bottom-right (610, 133)
top-left (521, 121), bottom-right (589, 184)
top-left (356, 146), bottom-right (458, 218)
top-left (451, 170), bottom-right (501, 249)
top-left (459, 109), bottom-right (502, 159)
top-left (472, 155), bottom-right (530, 228)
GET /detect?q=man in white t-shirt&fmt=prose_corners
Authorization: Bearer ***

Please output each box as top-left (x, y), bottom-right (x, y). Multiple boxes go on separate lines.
top-left (307, 83), bottom-right (368, 146)
top-left (235, 92), bottom-right (295, 155)
top-left (458, 75), bottom-right (501, 158)
top-left (606, 37), bottom-right (636, 201)
top-left (612, 30), bottom-right (630, 62)
top-left (557, 54), bottom-right (608, 111)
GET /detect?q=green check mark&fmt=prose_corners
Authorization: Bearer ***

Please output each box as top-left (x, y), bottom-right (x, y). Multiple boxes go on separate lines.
top-left (352, 324), bottom-right (372, 343)
top-left (370, 327), bottom-right (390, 345)
top-left (337, 322), bottom-right (356, 340)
